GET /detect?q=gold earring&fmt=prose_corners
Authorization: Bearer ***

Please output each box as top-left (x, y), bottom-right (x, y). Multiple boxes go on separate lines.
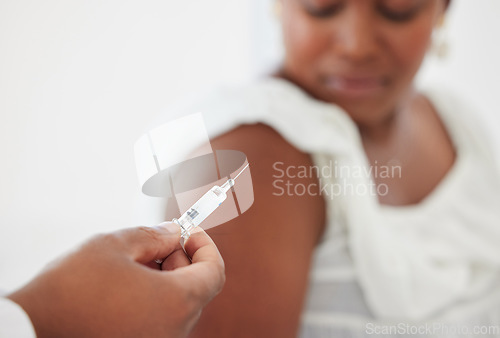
top-left (273, 0), bottom-right (283, 18)
top-left (431, 15), bottom-right (449, 60)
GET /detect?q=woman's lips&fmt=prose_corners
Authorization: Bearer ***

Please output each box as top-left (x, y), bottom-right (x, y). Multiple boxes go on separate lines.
top-left (324, 75), bottom-right (387, 98)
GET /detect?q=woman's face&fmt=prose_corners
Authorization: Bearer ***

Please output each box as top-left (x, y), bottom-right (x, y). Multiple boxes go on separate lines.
top-left (280, 0), bottom-right (447, 127)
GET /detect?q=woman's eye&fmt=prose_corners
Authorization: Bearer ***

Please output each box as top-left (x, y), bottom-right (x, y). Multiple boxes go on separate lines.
top-left (377, 0), bottom-right (425, 22)
top-left (378, 7), bottom-right (419, 22)
top-left (305, 3), bottom-right (343, 18)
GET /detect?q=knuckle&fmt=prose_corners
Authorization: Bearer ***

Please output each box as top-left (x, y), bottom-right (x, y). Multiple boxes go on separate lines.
top-left (209, 259), bottom-right (226, 292)
top-left (217, 264), bottom-right (226, 293)
top-left (79, 232), bottom-right (124, 258)
top-left (137, 226), bottom-right (162, 242)
top-left (218, 268), bottom-right (226, 291)
top-left (100, 232), bottom-right (122, 245)
top-left (88, 232), bottom-right (107, 242)
top-left (213, 261), bottom-right (226, 292)
top-left (87, 232), bottom-right (119, 248)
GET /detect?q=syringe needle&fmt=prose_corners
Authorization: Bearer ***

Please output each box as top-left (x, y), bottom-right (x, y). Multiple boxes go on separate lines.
top-left (233, 163), bottom-right (250, 181)
top-left (220, 163), bottom-right (250, 193)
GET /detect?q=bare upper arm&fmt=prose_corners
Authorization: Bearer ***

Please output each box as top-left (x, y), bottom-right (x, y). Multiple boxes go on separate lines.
top-left (188, 123), bottom-right (326, 338)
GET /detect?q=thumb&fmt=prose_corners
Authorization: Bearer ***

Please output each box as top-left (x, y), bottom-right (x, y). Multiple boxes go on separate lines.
top-left (118, 222), bottom-right (182, 264)
top-left (169, 228), bottom-right (225, 306)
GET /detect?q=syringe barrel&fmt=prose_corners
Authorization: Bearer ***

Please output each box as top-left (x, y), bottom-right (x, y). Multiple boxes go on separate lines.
top-left (174, 185), bottom-right (227, 238)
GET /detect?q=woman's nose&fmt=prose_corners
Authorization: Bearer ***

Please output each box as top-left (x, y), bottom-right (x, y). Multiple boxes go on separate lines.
top-left (334, 12), bottom-right (379, 64)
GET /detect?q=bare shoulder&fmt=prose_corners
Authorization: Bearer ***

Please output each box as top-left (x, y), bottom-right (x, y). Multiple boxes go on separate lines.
top-left (188, 123), bottom-right (326, 337)
top-left (210, 122), bottom-right (326, 242)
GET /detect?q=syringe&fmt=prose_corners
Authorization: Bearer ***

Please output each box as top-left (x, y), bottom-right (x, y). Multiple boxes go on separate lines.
top-left (172, 163), bottom-right (250, 239)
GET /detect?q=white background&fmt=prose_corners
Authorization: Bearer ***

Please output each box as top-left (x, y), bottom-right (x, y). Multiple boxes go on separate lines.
top-left (1, 0), bottom-right (499, 291)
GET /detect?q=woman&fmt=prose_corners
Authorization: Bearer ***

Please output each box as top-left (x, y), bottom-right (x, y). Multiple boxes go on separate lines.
top-left (165, 0), bottom-right (500, 336)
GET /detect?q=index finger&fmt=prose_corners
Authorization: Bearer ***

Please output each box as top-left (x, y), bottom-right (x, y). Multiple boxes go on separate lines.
top-left (170, 227), bottom-right (225, 305)
top-left (115, 222), bottom-right (182, 263)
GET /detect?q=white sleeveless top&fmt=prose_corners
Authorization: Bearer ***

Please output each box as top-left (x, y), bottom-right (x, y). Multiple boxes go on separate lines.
top-left (153, 77), bottom-right (500, 337)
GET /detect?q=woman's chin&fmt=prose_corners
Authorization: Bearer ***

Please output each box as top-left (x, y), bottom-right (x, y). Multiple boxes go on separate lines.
top-left (323, 93), bottom-right (397, 127)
